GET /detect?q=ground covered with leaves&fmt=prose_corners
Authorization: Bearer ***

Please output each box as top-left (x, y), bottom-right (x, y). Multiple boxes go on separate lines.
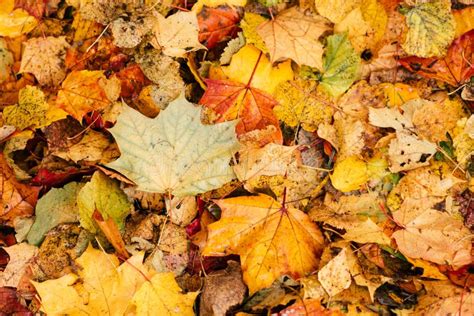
top-left (0, 0), bottom-right (473, 315)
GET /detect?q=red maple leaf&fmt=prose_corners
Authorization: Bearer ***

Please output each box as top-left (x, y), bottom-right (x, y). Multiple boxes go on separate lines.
top-left (200, 78), bottom-right (282, 144)
top-left (400, 30), bottom-right (474, 87)
top-left (198, 5), bottom-right (243, 49)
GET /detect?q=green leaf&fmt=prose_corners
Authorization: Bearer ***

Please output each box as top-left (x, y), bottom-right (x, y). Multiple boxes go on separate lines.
top-left (320, 33), bottom-right (360, 97)
top-left (27, 182), bottom-right (83, 245)
top-left (107, 95), bottom-right (239, 196)
top-left (401, 0), bottom-right (455, 57)
top-left (77, 171), bottom-right (131, 233)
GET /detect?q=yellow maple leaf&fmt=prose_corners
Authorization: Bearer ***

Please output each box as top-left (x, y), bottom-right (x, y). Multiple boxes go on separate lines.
top-left (214, 45), bottom-right (293, 95)
top-left (192, 0), bottom-right (247, 12)
top-left (56, 70), bottom-right (121, 121)
top-left (130, 273), bottom-right (198, 316)
top-left (3, 85), bottom-right (67, 130)
top-left (314, 0), bottom-right (362, 24)
top-left (334, 0), bottom-right (388, 52)
top-left (203, 194), bottom-right (325, 294)
top-left (32, 245), bottom-right (157, 315)
top-left (0, 0), bottom-right (37, 37)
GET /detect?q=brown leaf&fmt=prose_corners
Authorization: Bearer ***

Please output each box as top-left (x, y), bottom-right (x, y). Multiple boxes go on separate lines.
top-left (0, 153), bottom-right (39, 226)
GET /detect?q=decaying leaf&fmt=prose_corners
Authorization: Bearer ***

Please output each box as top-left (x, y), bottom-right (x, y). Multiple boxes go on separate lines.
top-left (0, 153), bottom-right (39, 225)
top-left (108, 96), bottom-right (239, 196)
top-left (0, 242), bottom-right (37, 287)
top-left (203, 194), bottom-right (325, 293)
top-left (19, 36), bottom-right (70, 86)
top-left (257, 7), bottom-right (331, 69)
top-left (27, 182), bottom-right (82, 245)
top-left (401, 0), bottom-right (455, 57)
top-left (3, 85), bottom-right (67, 130)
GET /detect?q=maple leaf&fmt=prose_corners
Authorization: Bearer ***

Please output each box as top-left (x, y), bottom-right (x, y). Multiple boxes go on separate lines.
top-left (19, 36), bottom-right (70, 86)
top-left (198, 5), bottom-right (243, 49)
top-left (0, 243), bottom-right (37, 288)
top-left (314, 0), bottom-right (361, 24)
top-left (401, 0), bottom-right (455, 57)
top-left (151, 11), bottom-right (205, 57)
top-left (200, 45), bottom-right (293, 143)
top-left (335, 0), bottom-right (387, 52)
top-left (107, 95), bottom-right (239, 196)
top-left (257, 7), bottom-right (331, 69)
top-left (32, 245), bottom-right (156, 315)
top-left (56, 70), bottom-right (121, 121)
top-left (203, 194), bottom-right (325, 294)
top-left (0, 153), bottom-right (39, 226)
top-left (400, 29), bottom-right (474, 87)
top-left (130, 273), bottom-right (198, 315)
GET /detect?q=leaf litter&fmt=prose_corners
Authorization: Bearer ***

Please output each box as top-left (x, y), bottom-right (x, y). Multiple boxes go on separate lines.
top-left (0, 0), bottom-right (473, 315)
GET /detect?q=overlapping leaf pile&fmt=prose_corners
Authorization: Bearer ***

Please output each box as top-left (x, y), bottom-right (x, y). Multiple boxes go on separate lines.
top-left (0, 0), bottom-right (473, 314)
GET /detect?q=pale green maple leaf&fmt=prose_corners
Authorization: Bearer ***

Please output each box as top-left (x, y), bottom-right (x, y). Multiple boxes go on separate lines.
top-left (107, 96), bottom-right (239, 197)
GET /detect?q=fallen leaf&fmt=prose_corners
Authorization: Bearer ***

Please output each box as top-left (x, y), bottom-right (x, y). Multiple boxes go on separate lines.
top-left (314, 0), bottom-right (361, 24)
top-left (0, 243), bottom-right (37, 287)
top-left (108, 96), bottom-right (239, 196)
top-left (203, 194), bottom-right (325, 293)
top-left (334, 0), bottom-right (388, 52)
top-left (320, 33), bottom-right (361, 97)
top-left (3, 85), bottom-right (67, 130)
top-left (278, 298), bottom-right (344, 315)
top-left (257, 7), bottom-right (331, 69)
top-left (273, 78), bottom-right (334, 132)
top-left (318, 247), bottom-right (353, 296)
top-left (199, 261), bottom-right (246, 316)
top-left (19, 36), bottom-right (70, 86)
top-left (0, 0), bottom-right (37, 37)
top-left (330, 155), bottom-right (368, 192)
top-left (0, 287), bottom-right (31, 314)
top-left (56, 70), bottom-right (121, 121)
top-left (111, 15), bottom-right (155, 49)
top-left (0, 38), bottom-right (13, 83)
top-left (77, 171), bottom-right (131, 234)
top-left (0, 153), bottom-right (39, 225)
top-left (393, 209), bottom-right (472, 269)
top-left (27, 182), bottom-right (82, 245)
top-left (33, 245), bottom-right (156, 315)
top-left (240, 12), bottom-right (268, 53)
top-left (151, 11), bottom-right (205, 57)
top-left (401, 0), bottom-right (455, 57)
top-left (198, 5), bottom-right (242, 49)
top-left (13, 0), bottom-right (46, 19)
top-left (130, 272), bottom-right (198, 316)
top-left (399, 29), bottom-right (474, 86)
top-left (453, 6), bottom-right (474, 38)
top-left (233, 143), bottom-right (298, 182)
